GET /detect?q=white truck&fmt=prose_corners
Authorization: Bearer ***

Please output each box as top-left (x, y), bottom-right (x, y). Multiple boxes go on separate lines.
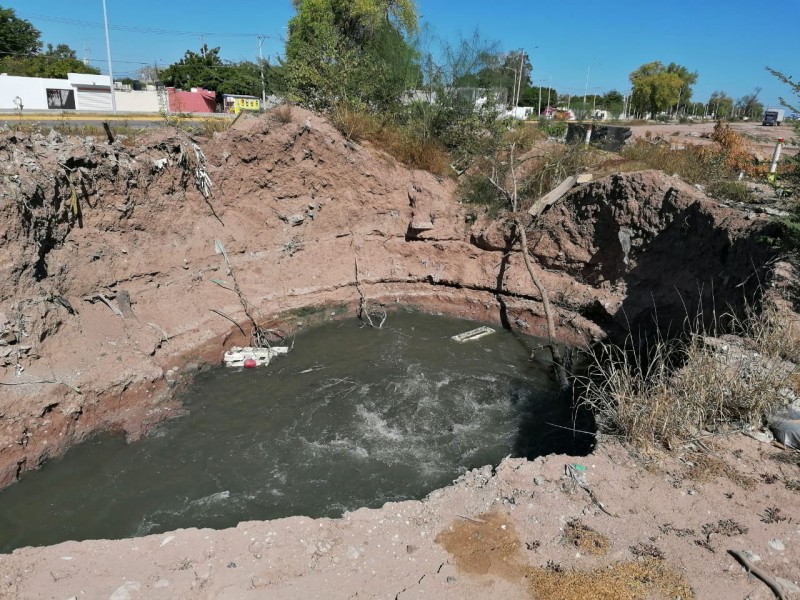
top-left (762, 108), bottom-right (785, 126)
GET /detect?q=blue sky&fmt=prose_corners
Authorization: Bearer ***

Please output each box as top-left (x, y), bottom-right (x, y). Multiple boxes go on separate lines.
top-left (6, 0), bottom-right (800, 107)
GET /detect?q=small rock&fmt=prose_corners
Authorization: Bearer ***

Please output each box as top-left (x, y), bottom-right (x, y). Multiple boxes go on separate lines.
top-left (769, 539), bottom-right (785, 551)
top-left (227, 562), bottom-right (237, 568)
top-left (0, 329), bottom-right (16, 345)
top-left (533, 476), bottom-right (545, 486)
top-left (446, 576), bottom-right (457, 583)
top-left (742, 550), bottom-right (761, 563)
top-left (288, 213), bottom-right (305, 226)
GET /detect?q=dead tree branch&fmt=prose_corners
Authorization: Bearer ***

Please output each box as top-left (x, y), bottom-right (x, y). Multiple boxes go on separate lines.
top-left (353, 249), bottom-right (386, 329)
top-left (215, 240), bottom-right (258, 331)
top-left (491, 141), bottom-right (569, 388)
top-left (728, 550), bottom-right (788, 600)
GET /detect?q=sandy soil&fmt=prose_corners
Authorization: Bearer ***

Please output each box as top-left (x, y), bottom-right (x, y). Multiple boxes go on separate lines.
top-left (0, 107), bottom-right (797, 599)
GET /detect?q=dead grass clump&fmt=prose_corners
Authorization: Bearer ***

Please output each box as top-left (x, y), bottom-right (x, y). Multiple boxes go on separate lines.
top-left (620, 122), bottom-right (767, 187)
top-left (630, 542), bottom-right (665, 560)
top-left (579, 307), bottom-right (795, 449)
top-left (563, 519), bottom-right (611, 555)
top-left (685, 452), bottom-right (756, 489)
top-left (620, 140), bottom-right (723, 184)
top-left (735, 301), bottom-right (800, 364)
top-left (519, 144), bottom-right (606, 210)
top-left (760, 506), bottom-right (787, 523)
top-left (708, 121), bottom-right (765, 176)
top-left (528, 558), bottom-right (694, 600)
top-left (195, 117), bottom-right (230, 136)
top-left (271, 103), bottom-right (293, 124)
top-left (328, 104), bottom-right (449, 175)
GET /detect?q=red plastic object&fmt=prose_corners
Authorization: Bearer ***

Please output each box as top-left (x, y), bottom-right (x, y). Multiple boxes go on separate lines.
top-left (243, 358), bottom-right (258, 369)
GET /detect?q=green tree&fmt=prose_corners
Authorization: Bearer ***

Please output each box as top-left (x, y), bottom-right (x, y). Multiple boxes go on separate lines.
top-left (665, 62), bottom-right (698, 112)
top-left (283, 0), bottom-right (420, 109)
top-left (453, 49), bottom-right (531, 108)
top-left (0, 6), bottom-right (41, 57)
top-left (0, 9), bottom-right (99, 78)
top-left (0, 45), bottom-right (99, 78)
top-left (736, 88), bottom-right (763, 120)
top-left (709, 91), bottom-right (734, 119)
top-left (598, 90), bottom-right (624, 118)
top-left (161, 45), bottom-right (265, 99)
top-left (629, 61), bottom-right (697, 118)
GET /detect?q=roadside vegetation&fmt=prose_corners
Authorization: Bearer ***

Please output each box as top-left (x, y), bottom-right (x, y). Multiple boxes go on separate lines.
top-left (578, 302), bottom-right (798, 449)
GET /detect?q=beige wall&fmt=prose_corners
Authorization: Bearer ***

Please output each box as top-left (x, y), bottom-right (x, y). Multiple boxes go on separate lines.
top-left (113, 90), bottom-right (161, 113)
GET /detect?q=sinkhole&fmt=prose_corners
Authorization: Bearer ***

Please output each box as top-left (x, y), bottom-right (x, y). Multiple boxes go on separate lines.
top-left (0, 312), bottom-right (593, 552)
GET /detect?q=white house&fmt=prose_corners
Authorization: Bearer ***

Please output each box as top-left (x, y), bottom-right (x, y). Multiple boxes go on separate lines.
top-left (505, 106), bottom-right (537, 120)
top-left (0, 72), bottom-right (112, 112)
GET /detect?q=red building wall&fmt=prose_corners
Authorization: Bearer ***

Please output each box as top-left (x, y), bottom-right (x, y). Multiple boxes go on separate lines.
top-left (166, 87), bottom-right (216, 113)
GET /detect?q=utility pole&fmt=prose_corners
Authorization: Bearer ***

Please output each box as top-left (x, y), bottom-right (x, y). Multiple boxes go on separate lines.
top-left (546, 76), bottom-right (551, 112)
top-left (583, 65), bottom-right (591, 105)
top-left (101, 0), bottom-right (117, 114)
top-left (257, 35), bottom-right (267, 105)
top-left (538, 84), bottom-right (541, 117)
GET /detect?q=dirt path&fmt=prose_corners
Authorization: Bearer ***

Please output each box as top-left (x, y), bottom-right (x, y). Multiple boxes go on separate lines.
top-left (627, 121), bottom-right (798, 158)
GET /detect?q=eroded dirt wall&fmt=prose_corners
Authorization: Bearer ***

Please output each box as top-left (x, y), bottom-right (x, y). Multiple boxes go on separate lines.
top-left (0, 108), bottom-right (781, 488)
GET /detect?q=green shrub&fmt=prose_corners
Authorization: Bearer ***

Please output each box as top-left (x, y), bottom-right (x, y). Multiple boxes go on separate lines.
top-left (705, 180), bottom-right (754, 203)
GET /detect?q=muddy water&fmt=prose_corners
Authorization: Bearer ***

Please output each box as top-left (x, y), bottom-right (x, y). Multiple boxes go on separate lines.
top-left (0, 312), bottom-right (590, 552)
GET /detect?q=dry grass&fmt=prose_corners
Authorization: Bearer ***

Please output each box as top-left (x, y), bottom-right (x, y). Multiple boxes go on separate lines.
top-left (619, 139), bottom-right (726, 184)
top-left (528, 558), bottom-right (694, 600)
top-left (619, 122), bottom-right (769, 187)
top-left (563, 519), bottom-right (611, 555)
top-left (271, 104), bottom-right (293, 124)
top-left (686, 452), bottom-right (756, 489)
top-left (329, 104), bottom-right (450, 175)
top-left (578, 305), bottom-right (797, 449)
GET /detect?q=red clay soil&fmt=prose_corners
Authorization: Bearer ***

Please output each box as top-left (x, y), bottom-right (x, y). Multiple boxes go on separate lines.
top-left (0, 107), bottom-right (796, 598)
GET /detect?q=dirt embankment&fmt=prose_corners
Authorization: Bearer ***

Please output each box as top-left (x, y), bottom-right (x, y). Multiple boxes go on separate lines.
top-left (0, 107), bottom-right (793, 598)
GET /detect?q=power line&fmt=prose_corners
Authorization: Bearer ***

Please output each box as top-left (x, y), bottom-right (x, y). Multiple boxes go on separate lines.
top-left (17, 11), bottom-right (277, 39)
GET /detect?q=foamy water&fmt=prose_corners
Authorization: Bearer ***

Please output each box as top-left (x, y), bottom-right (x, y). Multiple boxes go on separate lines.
top-left (0, 312), bottom-right (590, 552)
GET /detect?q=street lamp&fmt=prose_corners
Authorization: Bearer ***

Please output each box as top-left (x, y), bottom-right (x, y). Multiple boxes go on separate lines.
top-left (583, 63), bottom-right (601, 107)
top-left (500, 66), bottom-right (517, 110)
top-left (101, 0), bottom-right (117, 114)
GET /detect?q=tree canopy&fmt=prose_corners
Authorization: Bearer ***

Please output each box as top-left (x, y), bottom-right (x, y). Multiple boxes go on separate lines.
top-left (629, 61), bottom-right (697, 117)
top-left (453, 50), bottom-right (532, 107)
top-left (160, 45), bottom-right (268, 98)
top-left (0, 6), bottom-right (41, 57)
top-left (0, 8), bottom-right (99, 78)
top-left (709, 91), bottom-right (734, 119)
top-left (283, 0), bottom-right (421, 109)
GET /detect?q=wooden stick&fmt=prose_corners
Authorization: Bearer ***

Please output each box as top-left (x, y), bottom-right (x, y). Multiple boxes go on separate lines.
top-left (728, 550), bottom-right (787, 600)
top-left (456, 514), bottom-right (487, 524)
top-left (0, 379), bottom-right (81, 394)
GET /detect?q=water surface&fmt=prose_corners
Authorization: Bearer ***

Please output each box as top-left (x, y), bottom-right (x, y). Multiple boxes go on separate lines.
top-left (0, 312), bottom-right (588, 552)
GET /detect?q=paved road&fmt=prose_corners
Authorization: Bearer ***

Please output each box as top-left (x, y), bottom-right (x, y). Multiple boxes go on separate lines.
top-left (0, 111), bottom-right (233, 129)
